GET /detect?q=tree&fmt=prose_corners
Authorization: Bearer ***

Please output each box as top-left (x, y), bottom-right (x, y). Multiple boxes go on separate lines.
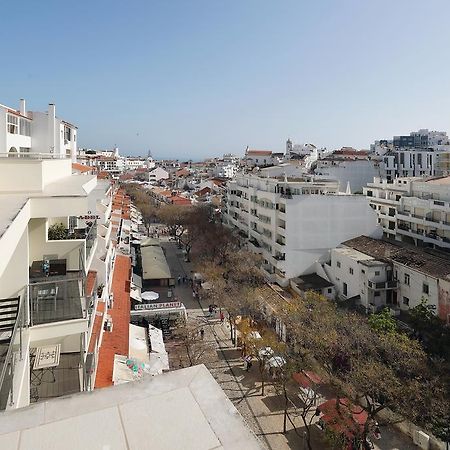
top-left (48, 222), bottom-right (68, 240)
top-left (172, 320), bottom-right (214, 367)
top-left (157, 204), bottom-right (191, 245)
top-left (139, 203), bottom-right (158, 235)
top-left (368, 307), bottom-right (397, 334)
top-left (409, 298), bottom-right (450, 362)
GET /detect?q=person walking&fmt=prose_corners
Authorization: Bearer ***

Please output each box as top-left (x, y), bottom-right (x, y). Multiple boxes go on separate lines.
top-left (200, 328), bottom-right (205, 339)
top-left (220, 311), bottom-right (224, 323)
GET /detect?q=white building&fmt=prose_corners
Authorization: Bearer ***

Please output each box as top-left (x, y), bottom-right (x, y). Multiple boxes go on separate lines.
top-left (314, 151), bottom-right (380, 193)
top-left (364, 176), bottom-right (450, 251)
top-left (0, 155), bottom-right (104, 410)
top-left (0, 100), bottom-right (78, 161)
top-left (324, 236), bottom-right (450, 323)
top-left (224, 171), bottom-right (382, 286)
top-left (244, 149), bottom-right (283, 168)
top-left (148, 166), bottom-right (169, 183)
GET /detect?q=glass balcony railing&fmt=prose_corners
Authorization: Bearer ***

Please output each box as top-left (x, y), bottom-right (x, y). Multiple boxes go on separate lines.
top-left (28, 273), bottom-right (86, 326)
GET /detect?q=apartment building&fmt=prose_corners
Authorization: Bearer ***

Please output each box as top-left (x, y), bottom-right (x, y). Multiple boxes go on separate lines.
top-left (369, 129), bottom-right (450, 180)
top-left (324, 236), bottom-right (450, 323)
top-left (224, 170), bottom-right (381, 286)
top-left (364, 176), bottom-right (450, 251)
top-left (314, 151), bottom-right (380, 193)
top-left (0, 154), bottom-right (104, 410)
top-left (0, 99), bottom-right (77, 161)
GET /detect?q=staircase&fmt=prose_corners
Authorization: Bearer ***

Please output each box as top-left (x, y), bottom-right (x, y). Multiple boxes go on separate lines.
top-left (0, 297), bottom-right (20, 410)
top-left (0, 297), bottom-right (20, 343)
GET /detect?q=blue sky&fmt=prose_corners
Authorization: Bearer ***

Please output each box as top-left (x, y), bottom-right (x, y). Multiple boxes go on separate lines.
top-left (2, 0), bottom-right (450, 159)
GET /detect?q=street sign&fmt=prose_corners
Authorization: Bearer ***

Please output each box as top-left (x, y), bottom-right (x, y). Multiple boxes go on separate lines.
top-left (135, 302), bottom-right (182, 310)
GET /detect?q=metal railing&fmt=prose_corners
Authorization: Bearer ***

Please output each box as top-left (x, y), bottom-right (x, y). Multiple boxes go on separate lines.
top-left (0, 152), bottom-right (69, 160)
top-left (0, 290), bottom-right (27, 410)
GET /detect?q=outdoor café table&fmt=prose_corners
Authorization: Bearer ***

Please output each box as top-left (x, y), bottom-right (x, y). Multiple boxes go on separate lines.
top-left (31, 344), bottom-right (61, 386)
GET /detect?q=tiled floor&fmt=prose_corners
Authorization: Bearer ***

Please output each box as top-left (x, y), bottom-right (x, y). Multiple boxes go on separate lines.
top-left (30, 279), bottom-right (83, 325)
top-left (30, 353), bottom-right (81, 402)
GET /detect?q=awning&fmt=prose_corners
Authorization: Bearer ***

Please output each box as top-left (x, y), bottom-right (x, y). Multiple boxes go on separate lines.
top-left (292, 371), bottom-right (322, 388)
top-left (148, 324), bottom-right (166, 354)
top-left (141, 244), bottom-right (171, 280)
top-left (129, 324), bottom-right (150, 364)
top-left (317, 398), bottom-right (368, 440)
top-left (130, 287), bottom-right (142, 302)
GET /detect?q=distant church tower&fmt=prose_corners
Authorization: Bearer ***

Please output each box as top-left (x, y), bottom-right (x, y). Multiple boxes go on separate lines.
top-left (147, 149), bottom-right (153, 160)
top-left (286, 139), bottom-right (293, 159)
top-left (113, 146), bottom-right (120, 157)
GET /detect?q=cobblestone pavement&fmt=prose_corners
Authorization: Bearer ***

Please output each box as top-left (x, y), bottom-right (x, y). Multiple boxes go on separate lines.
top-left (160, 239), bottom-right (418, 450)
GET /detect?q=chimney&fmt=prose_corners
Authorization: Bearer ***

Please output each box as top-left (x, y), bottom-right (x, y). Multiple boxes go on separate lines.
top-left (19, 99), bottom-right (26, 116)
top-left (48, 103), bottom-right (56, 154)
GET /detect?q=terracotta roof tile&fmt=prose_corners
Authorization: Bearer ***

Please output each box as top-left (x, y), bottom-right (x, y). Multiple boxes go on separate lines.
top-left (95, 255), bottom-right (131, 388)
top-left (72, 162), bottom-right (92, 173)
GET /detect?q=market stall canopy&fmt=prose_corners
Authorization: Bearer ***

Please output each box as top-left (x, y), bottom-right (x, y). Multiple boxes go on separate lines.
top-left (266, 356), bottom-right (286, 368)
top-left (141, 291), bottom-right (160, 301)
top-left (318, 398), bottom-right (368, 440)
top-left (248, 331), bottom-right (262, 340)
top-left (292, 371), bottom-right (323, 389)
top-left (148, 324), bottom-right (166, 355)
top-left (201, 281), bottom-right (212, 290)
top-left (141, 244), bottom-right (171, 281)
top-left (140, 238), bottom-right (161, 247)
top-left (258, 347), bottom-right (274, 359)
top-left (129, 324), bottom-right (150, 364)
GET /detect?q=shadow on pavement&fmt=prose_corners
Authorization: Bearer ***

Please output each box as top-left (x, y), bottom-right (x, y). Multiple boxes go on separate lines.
top-left (216, 348), bottom-right (241, 360)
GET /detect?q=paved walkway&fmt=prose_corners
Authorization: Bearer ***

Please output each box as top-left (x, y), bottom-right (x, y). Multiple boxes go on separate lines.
top-left (160, 239), bottom-right (418, 450)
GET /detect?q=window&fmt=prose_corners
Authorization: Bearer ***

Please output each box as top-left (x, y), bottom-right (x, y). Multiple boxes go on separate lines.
top-left (64, 126), bottom-right (72, 142)
top-left (423, 283), bottom-right (429, 295)
top-left (375, 271), bottom-right (380, 276)
top-left (404, 273), bottom-right (410, 286)
top-left (337, 261), bottom-right (341, 268)
top-left (343, 282), bottom-right (348, 296)
top-left (374, 291), bottom-right (380, 297)
top-left (349, 268), bottom-right (354, 275)
top-left (403, 296), bottom-right (410, 306)
top-left (327, 288), bottom-right (332, 294)
top-left (19, 118), bottom-right (31, 136)
top-left (7, 114), bottom-right (18, 134)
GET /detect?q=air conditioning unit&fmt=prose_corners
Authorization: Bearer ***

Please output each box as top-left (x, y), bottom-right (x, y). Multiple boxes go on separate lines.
top-left (413, 430), bottom-right (429, 449)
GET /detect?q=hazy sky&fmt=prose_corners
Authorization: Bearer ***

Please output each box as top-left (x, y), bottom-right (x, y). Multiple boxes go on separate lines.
top-left (2, 0), bottom-right (450, 159)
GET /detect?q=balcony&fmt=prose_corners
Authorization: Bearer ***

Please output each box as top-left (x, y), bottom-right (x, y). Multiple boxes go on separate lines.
top-left (273, 253), bottom-right (285, 261)
top-left (28, 272), bottom-right (86, 326)
top-left (367, 280), bottom-right (398, 290)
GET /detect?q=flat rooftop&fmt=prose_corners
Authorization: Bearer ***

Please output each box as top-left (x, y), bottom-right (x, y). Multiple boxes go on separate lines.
top-left (0, 365), bottom-right (262, 450)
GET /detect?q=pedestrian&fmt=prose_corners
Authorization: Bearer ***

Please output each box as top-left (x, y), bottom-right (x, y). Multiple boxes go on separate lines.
top-left (246, 355), bottom-right (252, 372)
top-left (208, 305), bottom-right (213, 316)
top-left (220, 311), bottom-right (224, 323)
top-left (177, 276), bottom-right (181, 285)
top-left (200, 328), bottom-right (205, 339)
